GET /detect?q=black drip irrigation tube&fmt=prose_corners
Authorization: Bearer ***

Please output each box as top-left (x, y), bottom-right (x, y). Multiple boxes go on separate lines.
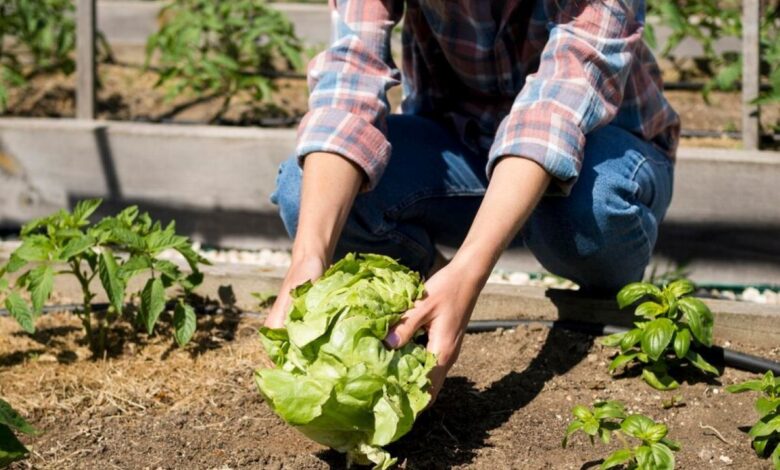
top-left (2, 304), bottom-right (779, 376)
top-left (465, 319), bottom-right (780, 375)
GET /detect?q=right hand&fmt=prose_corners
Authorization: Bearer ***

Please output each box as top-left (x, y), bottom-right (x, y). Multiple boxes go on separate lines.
top-left (264, 256), bottom-right (327, 328)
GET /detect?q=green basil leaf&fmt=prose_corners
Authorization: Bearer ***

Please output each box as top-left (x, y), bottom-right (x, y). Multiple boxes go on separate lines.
top-left (642, 367), bottom-right (680, 391)
top-left (685, 350), bottom-right (720, 376)
top-left (667, 279), bottom-right (695, 298)
top-left (600, 448), bottom-right (632, 469)
top-left (641, 318), bottom-right (675, 361)
top-left (617, 282), bottom-right (662, 309)
top-left (678, 297), bottom-right (713, 346)
top-left (673, 328), bottom-right (691, 359)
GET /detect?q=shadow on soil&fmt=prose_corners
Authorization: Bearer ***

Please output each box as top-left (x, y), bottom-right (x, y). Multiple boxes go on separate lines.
top-left (382, 328), bottom-right (595, 469)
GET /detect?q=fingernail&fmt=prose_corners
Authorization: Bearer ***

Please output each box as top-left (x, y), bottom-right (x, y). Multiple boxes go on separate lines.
top-left (385, 331), bottom-right (400, 348)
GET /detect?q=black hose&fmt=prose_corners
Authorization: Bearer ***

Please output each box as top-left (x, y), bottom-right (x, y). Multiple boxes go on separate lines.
top-left (466, 319), bottom-right (780, 375)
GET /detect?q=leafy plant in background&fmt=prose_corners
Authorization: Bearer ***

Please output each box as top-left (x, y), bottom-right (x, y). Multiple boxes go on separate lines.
top-left (563, 400), bottom-right (680, 470)
top-left (602, 280), bottom-right (718, 390)
top-left (0, 199), bottom-right (209, 355)
top-left (0, 0), bottom-right (112, 112)
top-left (145, 0), bottom-right (303, 122)
top-left (256, 253), bottom-right (436, 470)
top-left (0, 0), bottom-right (75, 111)
top-left (0, 398), bottom-right (39, 466)
top-left (646, 0), bottom-right (780, 107)
top-left (726, 370), bottom-right (780, 468)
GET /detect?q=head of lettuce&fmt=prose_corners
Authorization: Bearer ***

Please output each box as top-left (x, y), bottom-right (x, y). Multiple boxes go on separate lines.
top-left (256, 253), bottom-right (436, 469)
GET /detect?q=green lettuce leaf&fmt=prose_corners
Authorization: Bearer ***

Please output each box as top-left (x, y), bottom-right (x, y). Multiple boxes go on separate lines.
top-left (255, 253), bottom-right (434, 468)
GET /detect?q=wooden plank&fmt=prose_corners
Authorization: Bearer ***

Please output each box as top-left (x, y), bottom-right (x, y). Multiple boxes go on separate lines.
top-left (76, 0), bottom-right (97, 120)
top-left (742, 0), bottom-right (761, 150)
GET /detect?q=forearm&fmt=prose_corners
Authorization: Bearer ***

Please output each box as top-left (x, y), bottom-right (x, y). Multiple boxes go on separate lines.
top-left (452, 156), bottom-right (551, 284)
top-left (292, 152), bottom-right (364, 264)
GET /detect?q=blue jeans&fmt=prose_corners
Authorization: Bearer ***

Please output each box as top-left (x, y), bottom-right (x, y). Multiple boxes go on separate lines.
top-left (271, 115), bottom-right (674, 291)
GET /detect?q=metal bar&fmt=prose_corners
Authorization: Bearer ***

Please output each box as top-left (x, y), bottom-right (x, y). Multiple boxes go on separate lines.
top-left (76, 0), bottom-right (97, 120)
top-left (742, 0), bottom-right (761, 150)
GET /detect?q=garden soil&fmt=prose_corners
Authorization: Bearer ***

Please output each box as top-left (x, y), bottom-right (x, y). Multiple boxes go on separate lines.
top-left (3, 62), bottom-right (779, 150)
top-left (1, 309), bottom-right (778, 469)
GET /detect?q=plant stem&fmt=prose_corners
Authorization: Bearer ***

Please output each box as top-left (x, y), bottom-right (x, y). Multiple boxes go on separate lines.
top-left (70, 260), bottom-right (98, 354)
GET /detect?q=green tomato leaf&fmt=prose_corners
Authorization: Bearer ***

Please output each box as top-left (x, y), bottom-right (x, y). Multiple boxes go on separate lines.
top-left (28, 264), bottom-right (54, 314)
top-left (617, 282), bottom-right (662, 309)
top-left (0, 425), bottom-right (29, 467)
top-left (140, 277), bottom-right (166, 335)
top-left (5, 292), bottom-right (35, 334)
top-left (673, 328), bottom-right (691, 359)
top-left (582, 417), bottom-right (600, 436)
top-left (99, 250), bottom-right (126, 315)
top-left (0, 399), bottom-right (37, 435)
top-left (173, 302), bottom-right (197, 347)
top-left (770, 443), bottom-right (780, 468)
top-left (641, 318), bottom-right (675, 361)
top-left (71, 198), bottom-right (102, 224)
top-left (59, 235), bottom-right (95, 260)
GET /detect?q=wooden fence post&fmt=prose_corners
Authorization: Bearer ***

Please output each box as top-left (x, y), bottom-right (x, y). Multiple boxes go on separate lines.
top-left (76, 0), bottom-right (96, 120)
top-left (742, 0), bottom-right (761, 150)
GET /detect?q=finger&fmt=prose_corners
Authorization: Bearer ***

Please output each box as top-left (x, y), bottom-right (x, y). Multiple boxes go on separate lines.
top-left (384, 302), bottom-right (430, 349)
top-left (264, 292), bottom-right (291, 328)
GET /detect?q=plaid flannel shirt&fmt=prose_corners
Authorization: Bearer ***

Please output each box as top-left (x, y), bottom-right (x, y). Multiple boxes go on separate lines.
top-left (295, 0), bottom-right (680, 194)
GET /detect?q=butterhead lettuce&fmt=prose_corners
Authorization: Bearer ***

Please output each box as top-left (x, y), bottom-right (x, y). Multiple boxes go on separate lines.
top-left (256, 253), bottom-right (436, 469)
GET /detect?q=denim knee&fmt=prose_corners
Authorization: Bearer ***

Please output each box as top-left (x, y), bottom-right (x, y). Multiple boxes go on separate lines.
top-left (270, 156), bottom-right (303, 238)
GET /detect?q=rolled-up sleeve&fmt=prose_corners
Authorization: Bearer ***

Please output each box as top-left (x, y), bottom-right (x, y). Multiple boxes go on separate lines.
top-left (488, 0), bottom-right (645, 195)
top-left (296, 0), bottom-right (403, 190)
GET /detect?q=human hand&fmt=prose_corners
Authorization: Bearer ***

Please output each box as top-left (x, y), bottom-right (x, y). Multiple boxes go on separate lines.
top-left (264, 255), bottom-right (326, 328)
top-left (384, 258), bottom-right (485, 402)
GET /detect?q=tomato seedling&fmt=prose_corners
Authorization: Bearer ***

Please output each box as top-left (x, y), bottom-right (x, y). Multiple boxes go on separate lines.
top-left (563, 400), bottom-right (680, 470)
top-left (0, 200), bottom-right (209, 354)
top-left (602, 280), bottom-right (718, 390)
top-left (0, 398), bottom-right (39, 466)
top-left (726, 371), bottom-right (780, 468)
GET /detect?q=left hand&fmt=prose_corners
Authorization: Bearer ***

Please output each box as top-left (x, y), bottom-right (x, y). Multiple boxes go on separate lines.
top-left (384, 258), bottom-right (485, 402)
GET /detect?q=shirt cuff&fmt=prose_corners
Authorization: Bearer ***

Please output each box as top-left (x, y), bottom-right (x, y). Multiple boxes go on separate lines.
top-left (487, 106), bottom-right (585, 196)
top-left (296, 108), bottom-right (391, 191)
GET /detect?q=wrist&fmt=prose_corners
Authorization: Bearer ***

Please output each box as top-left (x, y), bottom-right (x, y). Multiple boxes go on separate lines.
top-left (448, 245), bottom-right (496, 288)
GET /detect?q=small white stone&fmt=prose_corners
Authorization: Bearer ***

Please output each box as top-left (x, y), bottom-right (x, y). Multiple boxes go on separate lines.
top-left (555, 414), bottom-right (562, 420)
top-left (742, 287), bottom-right (761, 302)
top-left (508, 272), bottom-right (531, 285)
top-left (719, 455), bottom-right (732, 465)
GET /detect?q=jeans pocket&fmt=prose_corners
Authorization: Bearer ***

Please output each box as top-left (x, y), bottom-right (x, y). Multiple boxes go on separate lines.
top-left (634, 149), bottom-right (675, 224)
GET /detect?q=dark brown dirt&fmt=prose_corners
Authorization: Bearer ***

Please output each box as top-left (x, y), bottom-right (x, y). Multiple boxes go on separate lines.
top-left (1, 309), bottom-right (778, 469)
